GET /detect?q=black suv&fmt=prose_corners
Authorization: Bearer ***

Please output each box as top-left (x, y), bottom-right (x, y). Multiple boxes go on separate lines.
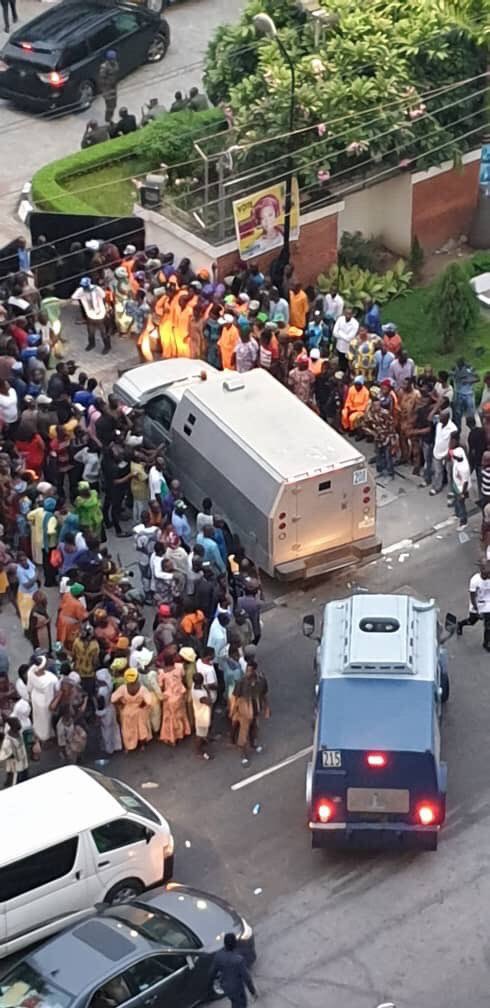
top-left (0, 0), bottom-right (170, 113)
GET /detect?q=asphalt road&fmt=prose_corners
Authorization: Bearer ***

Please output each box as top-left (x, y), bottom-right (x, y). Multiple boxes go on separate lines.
top-left (0, 512), bottom-right (488, 1006)
top-left (0, 0), bottom-right (245, 240)
top-left (79, 518), bottom-right (490, 1007)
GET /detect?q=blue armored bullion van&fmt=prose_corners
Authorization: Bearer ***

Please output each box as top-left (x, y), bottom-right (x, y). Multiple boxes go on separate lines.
top-left (303, 594), bottom-right (450, 851)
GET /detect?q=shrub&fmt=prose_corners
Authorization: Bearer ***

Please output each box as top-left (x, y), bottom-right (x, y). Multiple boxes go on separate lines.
top-left (469, 251), bottom-right (490, 276)
top-left (427, 261), bottom-right (479, 353)
top-left (408, 235), bottom-right (425, 281)
top-left (338, 231), bottom-right (385, 273)
top-left (317, 260), bottom-right (412, 311)
top-left (31, 108), bottom-right (225, 215)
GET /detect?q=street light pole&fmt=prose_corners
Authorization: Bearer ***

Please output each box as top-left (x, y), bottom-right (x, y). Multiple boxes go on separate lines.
top-left (253, 13), bottom-right (296, 269)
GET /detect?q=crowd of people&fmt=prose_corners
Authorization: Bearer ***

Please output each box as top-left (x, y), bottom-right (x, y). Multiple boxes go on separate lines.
top-left (0, 232), bottom-right (489, 782)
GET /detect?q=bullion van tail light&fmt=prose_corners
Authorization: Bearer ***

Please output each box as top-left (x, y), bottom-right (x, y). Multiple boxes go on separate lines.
top-left (278, 511), bottom-right (287, 540)
top-left (316, 799), bottom-right (335, 823)
top-left (366, 752), bottom-right (387, 768)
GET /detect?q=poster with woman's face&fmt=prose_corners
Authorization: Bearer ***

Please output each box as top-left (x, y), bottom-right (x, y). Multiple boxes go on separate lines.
top-left (233, 179), bottom-right (300, 259)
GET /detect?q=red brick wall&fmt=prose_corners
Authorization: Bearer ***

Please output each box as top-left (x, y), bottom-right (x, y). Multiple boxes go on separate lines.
top-left (411, 160), bottom-right (479, 250)
top-left (217, 211), bottom-right (338, 283)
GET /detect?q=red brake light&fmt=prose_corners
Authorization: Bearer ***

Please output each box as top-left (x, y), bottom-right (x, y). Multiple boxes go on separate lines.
top-left (49, 71), bottom-right (63, 85)
top-left (278, 521), bottom-right (286, 530)
top-left (417, 803), bottom-right (436, 826)
top-left (37, 69), bottom-right (69, 86)
top-left (279, 512), bottom-right (286, 520)
top-left (367, 752), bottom-right (386, 768)
top-left (316, 800), bottom-right (334, 823)
top-left (20, 42), bottom-right (33, 50)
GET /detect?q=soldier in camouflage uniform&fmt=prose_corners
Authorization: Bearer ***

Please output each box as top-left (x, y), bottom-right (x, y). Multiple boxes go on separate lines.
top-left (98, 49), bottom-right (119, 123)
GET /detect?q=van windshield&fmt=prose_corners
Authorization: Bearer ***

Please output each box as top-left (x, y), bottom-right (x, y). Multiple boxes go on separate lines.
top-left (0, 964), bottom-right (72, 1008)
top-left (85, 770), bottom-right (161, 824)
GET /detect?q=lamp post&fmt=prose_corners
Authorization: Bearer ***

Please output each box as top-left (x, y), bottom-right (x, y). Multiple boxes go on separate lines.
top-left (253, 12), bottom-right (296, 269)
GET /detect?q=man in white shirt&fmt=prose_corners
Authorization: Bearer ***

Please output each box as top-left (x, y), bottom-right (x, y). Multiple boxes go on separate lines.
top-left (71, 276), bottom-right (110, 354)
top-left (333, 306), bottom-right (359, 371)
top-left (148, 456), bottom-right (168, 504)
top-left (451, 445), bottom-right (470, 530)
top-left (457, 564), bottom-right (490, 649)
top-left (0, 379), bottom-right (18, 429)
top-left (324, 286), bottom-right (344, 322)
top-left (429, 409), bottom-right (457, 496)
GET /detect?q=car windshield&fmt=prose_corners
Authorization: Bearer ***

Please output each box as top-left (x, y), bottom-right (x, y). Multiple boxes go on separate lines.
top-left (0, 964), bottom-right (72, 1008)
top-left (106, 905), bottom-right (200, 949)
top-left (85, 770), bottom-right (161, 824)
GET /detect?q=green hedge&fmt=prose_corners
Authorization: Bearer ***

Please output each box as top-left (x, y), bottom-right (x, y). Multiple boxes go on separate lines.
top-left (31, 107), bottom-right (225, 215)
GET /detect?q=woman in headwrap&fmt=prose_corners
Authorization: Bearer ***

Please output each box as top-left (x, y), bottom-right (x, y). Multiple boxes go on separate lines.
top-left (95, 667), bottom-right (122, 754)
top-left (130, 636), bottom-right (161, 735)
top-left (158, 653), bottom-right (191, 746)
top-left (113, 266), bottom-right (133, 335)
top-left (28, 589), bottom-right (52, 652)
top-left (16, 550), bottom-right (38, 631)
top-left (74, 481), bottom-right (103, 537)
top-left (111, 667), bottom-right (152, 752)
top-left (27, 496), bottom-right (58, 587)
top-left (56, 582), bottom-right (87, 652)
top-left (58, 510), bottom-right (81, 543)
top-left (93, 608), bottom-right (120, 655)
top-left (27, 655), bottom-right (59, 743)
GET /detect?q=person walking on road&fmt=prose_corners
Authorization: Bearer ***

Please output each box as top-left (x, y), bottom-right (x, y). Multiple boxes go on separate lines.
top-left (210, 932), bottom-right (257, 1008)
top-left (1, 0), bottom-right (17, 33)
top-left (98, 50), bottom-right (119, 123)
top-left (457, 564), bottom-right (490, 650)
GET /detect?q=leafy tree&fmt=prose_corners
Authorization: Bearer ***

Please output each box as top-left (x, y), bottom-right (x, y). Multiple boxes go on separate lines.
top-left (203, 0), bottom-right (486, 192)
top-left (428, 261), bottom-right (479, 352)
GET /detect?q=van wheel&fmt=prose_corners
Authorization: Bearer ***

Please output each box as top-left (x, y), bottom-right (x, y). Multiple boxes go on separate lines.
top-left (77, 80), bottom-right (95, 111)
top-left (441, 670), bottom-right (450, 703)
top-left (104, 879), bottom-right (144, 905)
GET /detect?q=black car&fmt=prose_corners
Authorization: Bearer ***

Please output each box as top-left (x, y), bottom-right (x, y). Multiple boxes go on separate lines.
top-left (0, 884), bottom-right (256, 1008)
top-left (0, 0), bottom-right (170, 113)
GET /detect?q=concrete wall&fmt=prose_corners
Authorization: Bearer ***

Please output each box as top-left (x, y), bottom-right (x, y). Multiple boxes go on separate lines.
top-left (338, 173), bottom-right (413, 255)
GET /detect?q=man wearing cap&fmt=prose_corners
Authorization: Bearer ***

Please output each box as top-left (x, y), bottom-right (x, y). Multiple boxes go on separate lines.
top-left (98, 50), bottom-right (119, 124)
top-left (171, 500), bottom-right (191, 549)
top-left (451, 442), bottom-right (470, 531)
top-left (71, 278), bottom-right (109, 354)
top-left (341, 375), bottom-right (370, 434)
top-left (218, 313), bottom-right (239, 370)
top-left (381, 323), bottom-right (402, 356)
top-left (288, 354), bottom-right (315, 407)
top-left (308, 347), bottom-right (323, 377)
top-left (235, 326), bottom-right (258, 373)
top-left (333, 306), bottom-right (359, 372)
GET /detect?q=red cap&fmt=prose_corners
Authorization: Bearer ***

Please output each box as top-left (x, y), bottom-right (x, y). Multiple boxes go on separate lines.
top-left (158, 604), bottom-right (171, 617)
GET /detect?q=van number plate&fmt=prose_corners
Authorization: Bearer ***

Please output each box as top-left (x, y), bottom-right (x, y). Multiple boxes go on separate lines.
top-left (322, 750), bottom-right (342, 768)
top-left (347, 788), bottom-right (409, 813)
top-left (353, 468), bottom-right (367, 486)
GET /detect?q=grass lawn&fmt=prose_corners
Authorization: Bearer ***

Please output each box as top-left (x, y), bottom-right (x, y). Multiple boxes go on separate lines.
top-left (63, 157), bottom-right (149, 217)
top-left (384, 285), bottom-right (490, 380)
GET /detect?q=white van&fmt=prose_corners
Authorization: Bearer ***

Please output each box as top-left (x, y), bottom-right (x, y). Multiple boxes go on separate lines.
top-left (0, 766), bottom-right (174, 958)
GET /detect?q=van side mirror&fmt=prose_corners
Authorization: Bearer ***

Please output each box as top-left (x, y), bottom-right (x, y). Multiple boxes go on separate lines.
top-left (185, 956), bottom-right (196, 970)
top-left (144, 827), bottom-right (153, 844)
top-left (444, 612), bottom-right (457, 635)
top-left (303, 615), bottom-right (315, 637)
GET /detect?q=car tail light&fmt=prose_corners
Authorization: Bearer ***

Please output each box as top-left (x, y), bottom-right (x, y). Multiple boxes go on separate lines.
top-left (417, 803), bottom-right (437, 826)
top-left (316, 799), bottom-right (334, 823)
top-left (37, 69), bottom-right (70, 86)
top-left (367, 752), bottom-right (386, 768)
top-left (20, 42), bottom-right (33, 50)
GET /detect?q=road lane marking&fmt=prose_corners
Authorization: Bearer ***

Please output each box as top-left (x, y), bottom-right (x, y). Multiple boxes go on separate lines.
top-left (230, 745), bottom-right (313, 791)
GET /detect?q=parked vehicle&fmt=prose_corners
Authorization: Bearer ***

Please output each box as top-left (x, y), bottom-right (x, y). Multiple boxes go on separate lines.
top-left (0, 0), bottom-right (170, 113)
top-left (304, 594), bottom-right (451, 850)
top-left (0, 766), bottom-right (174, 957)
top-left (0, 884), bottom-right (255, 1008)
top-left (114, 360), bottom-right (380, 580)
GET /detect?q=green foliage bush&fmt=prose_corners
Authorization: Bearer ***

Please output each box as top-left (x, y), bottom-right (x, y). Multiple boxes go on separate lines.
top-left (338, 230), bottom-right (384, 272)
top-left (31, 108), bottom-right (225, 215)
top-left (317, 260), bottom-right (413, 310)
top-left (427, 261), bottom-right (479, 352)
